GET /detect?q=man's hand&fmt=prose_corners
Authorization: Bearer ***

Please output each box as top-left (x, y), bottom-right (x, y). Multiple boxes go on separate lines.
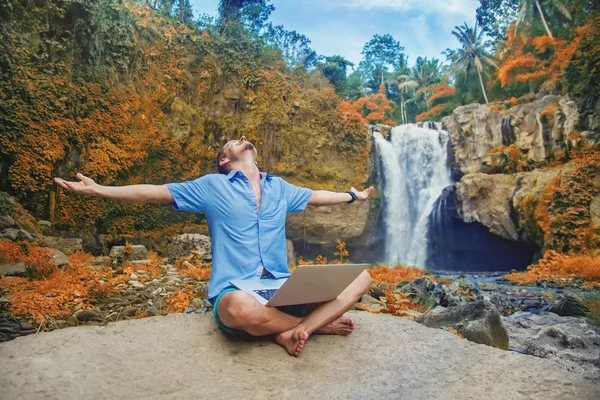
top-left (350, 186), bottom-right (374, 201)
top-left (54, 173), bottom-right (100, 197)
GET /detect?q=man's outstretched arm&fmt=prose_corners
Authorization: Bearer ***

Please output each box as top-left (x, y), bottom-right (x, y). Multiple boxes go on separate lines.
top-left (54, 173), bottom-right (174, 203)
top-left (307, 186), bottom-right (374, 207)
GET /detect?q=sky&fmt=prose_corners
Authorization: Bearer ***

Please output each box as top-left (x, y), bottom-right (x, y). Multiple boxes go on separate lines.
top-left (189, 0), bottom-right (480, 68)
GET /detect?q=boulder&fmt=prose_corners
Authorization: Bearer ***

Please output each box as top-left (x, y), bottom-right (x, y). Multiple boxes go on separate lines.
top-left (37, 220), bottom-right (52, 235)
top-left (109, 245), bottom-right (149, 264)
top-left (16, 229), bottom-right (34, 242)
top-left (416, 300), bottom-right (509, 350)
top-left (285, 199), bottom-right (373, 246)
top-left (38, 236), bottom-right (83, 255)
top-left (48, 249), bottom-right (68, 268)
top-left (0, 216), bottom-right (15, 231)
top-left (0, 263), bottom-right (26, 277)
top-left (0, 228), bottom-right (19, 241)
top-left (167, 234), bottom-right (211, 263)
top-left (1, 313), bottom-right (598, 399)
top-left (548, 293), bottom-right (587, 317)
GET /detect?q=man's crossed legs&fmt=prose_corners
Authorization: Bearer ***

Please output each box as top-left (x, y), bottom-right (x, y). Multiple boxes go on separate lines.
top-left (216, 270), bottom-right (372, 356)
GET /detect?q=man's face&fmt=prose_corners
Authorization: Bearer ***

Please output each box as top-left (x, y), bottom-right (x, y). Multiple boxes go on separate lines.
top-left (221, 136), bottom-right (257, 164)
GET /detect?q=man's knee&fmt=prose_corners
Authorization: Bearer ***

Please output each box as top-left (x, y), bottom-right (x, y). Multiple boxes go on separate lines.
top-left (356, 270), bottom-right (372, 294)
top-left (219, 291), bottom-right (265, 327)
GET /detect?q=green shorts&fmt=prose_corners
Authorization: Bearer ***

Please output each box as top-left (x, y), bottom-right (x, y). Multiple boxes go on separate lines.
top-left (209, 286), bottom-right (309, 335)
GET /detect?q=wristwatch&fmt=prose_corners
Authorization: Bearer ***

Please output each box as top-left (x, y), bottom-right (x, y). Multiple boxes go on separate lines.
top-left (346, 190), bottom-right (358, 204)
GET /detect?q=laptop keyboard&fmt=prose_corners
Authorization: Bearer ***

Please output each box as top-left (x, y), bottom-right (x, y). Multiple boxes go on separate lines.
top-left (254, 289), bottom-right (278, 301)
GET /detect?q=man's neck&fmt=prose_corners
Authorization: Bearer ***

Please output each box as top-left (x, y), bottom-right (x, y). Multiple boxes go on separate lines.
top-left (230, 160), bottom-right (261, 184)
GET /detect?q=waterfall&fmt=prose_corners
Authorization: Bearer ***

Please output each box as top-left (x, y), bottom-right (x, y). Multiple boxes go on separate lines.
top-left (373, 124), bottom-right (451, 268)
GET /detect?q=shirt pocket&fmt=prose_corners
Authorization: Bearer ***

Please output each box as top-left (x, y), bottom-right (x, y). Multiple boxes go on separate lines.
top-left (260, 199), bottom-right (287, 226)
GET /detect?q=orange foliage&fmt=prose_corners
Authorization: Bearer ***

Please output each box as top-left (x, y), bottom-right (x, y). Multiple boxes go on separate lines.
top-left (162, 288), bottom-right (195, 314)
top-left (489, 144), bottom-right (529, 173)
top-left (0, 257), bottom-right (126, 327)
top-left (506, 250), bottom-right (600, 285)
top-left (426, 83), bottom-right (456, 107)
top-left (0, 241), bottom-right (56, 278)
top-left (333, 240), bottom-right (349, 263)
top-left (368, 264), bottom-right (425, 285)
top-left (337, 84), bottom-right (396, 126)
top-left (497, 22), bottom-right (587, 89)
top-left (416, 104), bottom-right (449, 122)
top-left (527, 148), bottom-right (600, 254)
top-left (175, 252), bottom-right (211, 281)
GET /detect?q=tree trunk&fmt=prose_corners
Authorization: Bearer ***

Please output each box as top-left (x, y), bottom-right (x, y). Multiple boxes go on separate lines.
top-left (535, 0), bottom-right (553, 38)
top-left (477, 68), bottom-right (489, 104)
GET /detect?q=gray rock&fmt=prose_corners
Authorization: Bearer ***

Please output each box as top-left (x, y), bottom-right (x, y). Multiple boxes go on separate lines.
top-left (109, 245), bottom-right (148, 264)
top-left (0, 312), bottom-right (598, 399)
top-left (48, 249), bottom-right (68, 267)
top-left (548, 293), bottom-right (587, 317)
top-left (37, 220), bottom-right (52, 235)
top-left (130, 273), bottom-right (138, 281)
top-left (416, 300), bottom-right (509, 350)
top-left (0, 228), bottom-right (19, 241)
top-left (0, 216), bottom-right (15, 230)
top-left (76, 310), bottom-right (104, 322)
top-left (504, 311), bottom-right (600, 378)
top-left (38, 237), bottom-right (82, 255)
top-left (0, 263), bottom-right (26, 276)
top-left (16, 229), bottom-right (34, 241)
top-left (167, 234), bottom-right (211, 263)
top-left (286, 239), bottom-right (296, 267)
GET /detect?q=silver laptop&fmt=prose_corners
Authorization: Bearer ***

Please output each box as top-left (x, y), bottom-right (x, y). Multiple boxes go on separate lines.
top-left (230, 264), bottom-right (368, 307)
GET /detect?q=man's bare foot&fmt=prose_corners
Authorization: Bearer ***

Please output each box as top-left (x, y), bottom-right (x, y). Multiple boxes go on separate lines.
top-left (275, 329), bottom-right (309, 357)
top-left (316, 316), bottom-right (355, 336)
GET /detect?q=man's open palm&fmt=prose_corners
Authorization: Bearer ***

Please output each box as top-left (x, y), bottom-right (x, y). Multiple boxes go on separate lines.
top-left (351, 186), bottom-right (374, 201)
top-left (54, 173), bottom-right (98, 196)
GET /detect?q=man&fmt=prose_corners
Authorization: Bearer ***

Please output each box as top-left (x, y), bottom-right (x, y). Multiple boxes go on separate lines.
top-left (54, 135), bottom-right (373, 356)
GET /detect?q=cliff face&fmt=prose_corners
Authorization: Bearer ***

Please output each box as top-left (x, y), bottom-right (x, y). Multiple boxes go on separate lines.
top-left (442, 95), bottom-right (580, 175)
top-left (445, 94), bottom-right (598, 255)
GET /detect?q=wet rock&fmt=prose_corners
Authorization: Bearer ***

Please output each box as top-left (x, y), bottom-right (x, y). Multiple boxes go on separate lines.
top-left (0, 263), bottom-right (26, 277)
top-left (19, 321), bottom-right (34, 330)
top-left (167, 234), bottom-right (211, 263)
top-left (16, 229), bottom-right (34, 241)
top-left (416, 300), bottom-right (509, 350)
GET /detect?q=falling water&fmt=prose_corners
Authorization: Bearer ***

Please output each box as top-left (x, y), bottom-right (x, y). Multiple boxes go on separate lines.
top-left (373, 124), bottom-right (451, 268)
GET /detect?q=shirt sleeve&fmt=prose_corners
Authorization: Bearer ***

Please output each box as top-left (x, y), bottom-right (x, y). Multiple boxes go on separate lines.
top-left (166, 175), bottom-right (212, 212)
top-left (279, 178), bottom-right (313, 213)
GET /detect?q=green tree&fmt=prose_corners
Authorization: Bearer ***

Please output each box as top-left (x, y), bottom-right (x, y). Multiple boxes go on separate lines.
top-left (476, 0), bottom-right (520, 44)
top-left (359, 34), bottom-right (406, 90)
top-left (263, 24), bottom-right (318, 71)
top-left (446, 23), bottom-right (498, 104)
top-left (516, 0), bottom-right (572, 38)
top-left (317, 55), bottom-right (354, 95)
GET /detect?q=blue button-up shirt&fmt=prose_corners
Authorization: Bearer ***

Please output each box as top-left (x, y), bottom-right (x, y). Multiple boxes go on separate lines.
top-left (166, 170), bottom-right (312, 299)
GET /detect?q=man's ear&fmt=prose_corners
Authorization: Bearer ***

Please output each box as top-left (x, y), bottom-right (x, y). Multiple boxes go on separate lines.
top-left (219, 157), bottom-right (229, 166)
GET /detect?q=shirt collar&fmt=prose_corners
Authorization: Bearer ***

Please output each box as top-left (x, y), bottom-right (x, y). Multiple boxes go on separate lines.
top-left (226, 170), bottom-right (272, 181)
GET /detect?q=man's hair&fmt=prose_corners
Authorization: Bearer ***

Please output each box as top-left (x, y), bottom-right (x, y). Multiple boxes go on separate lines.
top-left (216, 148), bottom-right (228, 175)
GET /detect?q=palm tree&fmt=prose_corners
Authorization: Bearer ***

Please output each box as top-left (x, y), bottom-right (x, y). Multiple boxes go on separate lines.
top-left (516, 0), bottom-right (572, 38)
top-left (447, 23), bottom-right (498, 104)
top-left (411, 57), bottom-right (441, 107)
top-left (397, 75), bottom-right (418, 124)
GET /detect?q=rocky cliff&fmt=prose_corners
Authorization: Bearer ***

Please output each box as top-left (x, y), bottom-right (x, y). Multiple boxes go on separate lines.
top-left (442, 95), bottom-right (580, 175)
